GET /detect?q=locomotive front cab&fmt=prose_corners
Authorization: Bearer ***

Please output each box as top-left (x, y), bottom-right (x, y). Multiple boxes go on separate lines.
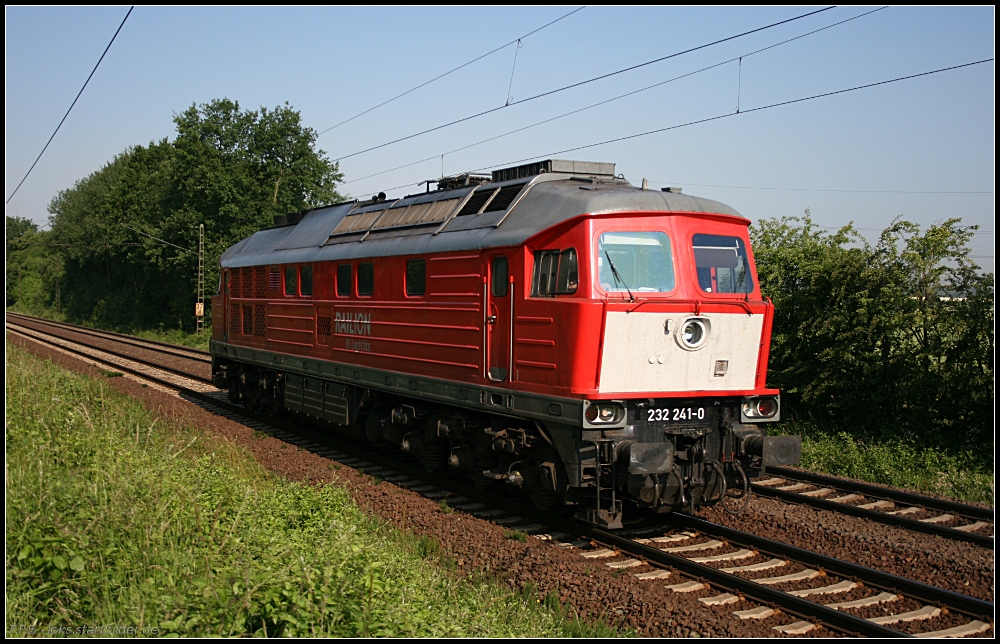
top-left (561, 210), bottom-right (801, 523)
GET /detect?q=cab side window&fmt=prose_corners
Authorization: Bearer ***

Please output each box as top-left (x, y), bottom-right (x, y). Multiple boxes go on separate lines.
top-left (300, 265), bottom-right (313, 296)
top-left (337, 264), bottom-right (352, 297)
top-left (406, 259), bottom-right (425, 296)
top-left (532, 249), bottom-right (577, 297)
top-left (284, 266), bottom-right (296, 296)
top-left (491, 257), bottom-right (508, 297)
top-left (358, 262), bottom-right (374, 296)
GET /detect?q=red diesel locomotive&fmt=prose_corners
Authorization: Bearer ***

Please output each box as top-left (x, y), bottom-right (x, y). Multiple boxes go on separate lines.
top-left (210, 159), bottom-right (801, 528)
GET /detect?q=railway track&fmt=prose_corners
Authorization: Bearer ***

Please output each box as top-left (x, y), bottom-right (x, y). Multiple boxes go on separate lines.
top-left (8, 313), bottom-right (992, 550)
top-left (5, 312), bottom-right (211, 363)
top-left (752, 468), bottom-right (994, 549)
top-left (6, 316), bottom-right (994, 638)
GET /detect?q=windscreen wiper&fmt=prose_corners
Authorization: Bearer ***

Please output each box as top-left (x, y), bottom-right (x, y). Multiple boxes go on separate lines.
top-left (604, 251), bottom-right (634, 302)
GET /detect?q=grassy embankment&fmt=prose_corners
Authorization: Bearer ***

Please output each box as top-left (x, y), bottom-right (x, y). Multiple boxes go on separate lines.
top-left (5, 343), bottom-right (620, 637)
top-left (775, 420), bottom-right (993, 505)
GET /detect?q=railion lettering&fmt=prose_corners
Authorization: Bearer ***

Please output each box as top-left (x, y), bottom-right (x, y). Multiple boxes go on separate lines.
top-left (334, 311), bottom-right (372, 337)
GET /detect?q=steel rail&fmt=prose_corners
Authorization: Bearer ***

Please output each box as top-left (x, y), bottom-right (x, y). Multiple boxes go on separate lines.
top-left (752, 483), bottom-right (993, 549)
top-left (765, 466), bottom-right (994, 521)
top-left (6, 312), bottom-right (211, 362)
top-left (671, 514), bottom-right (994, 620)
top-left (6, 323), bottom-right (212, 386)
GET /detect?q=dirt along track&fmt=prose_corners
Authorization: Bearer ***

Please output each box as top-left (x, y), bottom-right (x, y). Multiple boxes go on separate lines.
top-left (6, 317), bottom-right (995, 636)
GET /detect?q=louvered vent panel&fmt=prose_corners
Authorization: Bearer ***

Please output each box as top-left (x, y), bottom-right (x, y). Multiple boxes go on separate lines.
top-left (373, 207), bottom-right (408, 229)
top-left (483, 184), bottom-right (525, 212)
top-left (355, 209), bottom-right (384, 231)
top-left (317, 316), bottom-right (332, 337)
top-left (397, 203), bottom-right (431, 225)
top-left (253, 304), bottom-right (266, 336)
top-left (253, 266), bottom-right (266, 298)
top-left (331, 214), bottom-right (363, 235)
top-left (229, 304), bottom-right (240, 336)
top-left (242, 304), bottom-right (253, 336)
top-left (457, 189), bottom-right (497, 216)
top-left (241, 267), bottom-right (252, 298)
top-left (419, 199), bottom-right (458, 223)
top-left (268, 270), bottom-right (280, 291)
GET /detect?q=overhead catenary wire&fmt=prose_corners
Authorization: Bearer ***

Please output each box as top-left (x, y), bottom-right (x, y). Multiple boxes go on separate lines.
top-left (341, 6), bottom-right (889, 188)
top-left (372, 58), bottom-right (994, 194)
top-left (317, 7), bottom-right (585, 136)
top-left (5, 6), bottom-right (134, 206)
top-left (465, 59), bottom-right (996, 176)
top-left (123, 224), bottom-right (195, 255)
top-left (655, 182), bottom-right (993, 195)
top-left (332, 6), bottom-right (836, 161)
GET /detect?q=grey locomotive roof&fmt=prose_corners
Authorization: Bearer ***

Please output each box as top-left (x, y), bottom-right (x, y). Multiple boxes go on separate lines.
top-left (220, 173), bottom-right (744, 269)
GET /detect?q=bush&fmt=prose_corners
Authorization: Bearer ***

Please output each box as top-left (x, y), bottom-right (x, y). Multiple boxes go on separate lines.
top-left (752, 214), bottom-right (994, 451)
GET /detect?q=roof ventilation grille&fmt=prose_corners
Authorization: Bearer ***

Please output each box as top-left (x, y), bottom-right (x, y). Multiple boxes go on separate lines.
top-left (491, 159), bottom-right (615, 183)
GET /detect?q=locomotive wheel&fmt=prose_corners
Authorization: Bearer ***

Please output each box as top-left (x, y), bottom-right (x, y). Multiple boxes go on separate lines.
top-left (532, 488), bottom-right (559, 511)
top-left (420, 440), bottom-right (448, 473)
top-left (363, 413), bottom-right (391, 447)
top-left (473, 473), bottom-right (502, 492)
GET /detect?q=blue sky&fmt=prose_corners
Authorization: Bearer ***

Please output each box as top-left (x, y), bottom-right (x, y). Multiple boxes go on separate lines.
top-left (5, 6), bottom-right (995, 270)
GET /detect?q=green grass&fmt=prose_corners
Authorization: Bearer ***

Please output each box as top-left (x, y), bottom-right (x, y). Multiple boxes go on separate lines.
top-left (775, 420), bottom-right (994, 505)
top-left (5, 343), bottom-right (622, 637)
top-left (130, 327), bottom-right (211, 352)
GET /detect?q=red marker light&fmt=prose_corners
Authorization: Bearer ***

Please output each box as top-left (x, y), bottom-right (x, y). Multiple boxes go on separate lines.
top-left (756, 398), bottom-right (776, 418)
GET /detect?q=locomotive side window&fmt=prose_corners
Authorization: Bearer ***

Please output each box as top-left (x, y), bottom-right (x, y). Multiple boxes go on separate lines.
top-left (337, 264), bottom-right (352, 297)
top-left (300, 265), bottom-right (313, 296)
top-left (693, 234), bottom-right (753, 294)
top-left (491, 257), bottom-right (508, 297)
top-left (405, 259), bottom-right (425, 296)
top-left (596, 232), bottom-right (674, 293)
top-left (358, 262), bottom-right (374, 296)
top-left (532, 249), bottom-right (577, 297)
top-left (284, 266), bottom-right (296, 296)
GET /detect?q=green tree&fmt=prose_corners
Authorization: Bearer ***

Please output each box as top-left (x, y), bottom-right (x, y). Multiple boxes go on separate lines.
top-left (6, 216), bottom-right (60, 311)
top-left (34, 98), bottom-right (343, 332)
top-left (752, 213), bottom-right (993, 448)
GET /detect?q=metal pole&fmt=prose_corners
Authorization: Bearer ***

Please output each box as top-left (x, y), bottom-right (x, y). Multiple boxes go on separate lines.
top-left (196, 224), bottom-right (205, 334)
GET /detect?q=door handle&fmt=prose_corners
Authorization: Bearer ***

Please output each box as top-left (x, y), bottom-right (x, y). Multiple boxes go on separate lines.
top-left (486, 315), bottom-right (497, 325)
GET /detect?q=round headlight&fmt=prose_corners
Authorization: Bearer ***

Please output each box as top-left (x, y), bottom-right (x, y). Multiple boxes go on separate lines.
top-left (585, 403), bottom-right (623, 425)
top-left (678, 318), bottom-right (710, 350)
top-left (756, 398), bottom-right (777, 418)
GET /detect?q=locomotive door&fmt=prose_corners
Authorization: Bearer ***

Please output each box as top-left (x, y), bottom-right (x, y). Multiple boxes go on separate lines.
top-left (486, 255), bottom-right (512, 382)
top-left (222, 269), bottom-right (230, 341)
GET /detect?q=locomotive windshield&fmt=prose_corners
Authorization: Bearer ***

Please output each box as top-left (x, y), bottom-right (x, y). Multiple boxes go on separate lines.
top-left (693, 234), bottom-right (753, 294)
top-left (596, 232), bottom-right (675, 293)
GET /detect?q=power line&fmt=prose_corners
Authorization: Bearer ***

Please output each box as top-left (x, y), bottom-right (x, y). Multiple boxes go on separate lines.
top-left (123, 224), bottom-right (195, 255)
top-left (461, 58), bottom-right (995, 177)
top-left (317, 7), bottom-right (585, 136)
top-left (656, 182), bottom-right (993, 195)
top-left (342, 7), bottom-right (888, 188)
top-left (373, 58), bottom-right (993, 195)
top-left (815, 226), bottom-right (993, 234)
top-left (5, 6), bottom-right (134, 206)
top-left (332, 6), bottom-right (836, 161)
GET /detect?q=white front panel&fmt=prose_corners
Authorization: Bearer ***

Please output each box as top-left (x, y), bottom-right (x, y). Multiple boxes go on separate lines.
top-left (598, 311), bottom-right (763, 394)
